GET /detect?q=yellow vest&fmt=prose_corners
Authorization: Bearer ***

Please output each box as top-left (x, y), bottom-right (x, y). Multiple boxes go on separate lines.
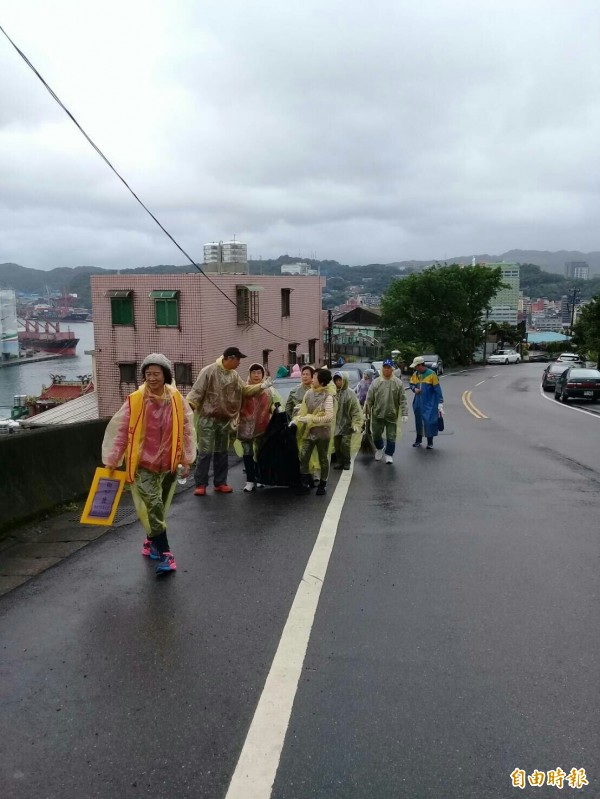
top-left (125, 384), bottom-right (185, 483)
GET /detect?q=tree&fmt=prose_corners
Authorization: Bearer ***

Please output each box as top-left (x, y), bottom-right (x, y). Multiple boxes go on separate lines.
top-left (488, 322), bottom-right (522, 348)
top-left (380, 264), bottom-right (505, 365)
top-left (572, 297), bottom-right (600, 368)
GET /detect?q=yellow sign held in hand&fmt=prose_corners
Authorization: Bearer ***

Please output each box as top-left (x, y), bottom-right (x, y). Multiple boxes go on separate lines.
top-left (80, 467), bottom-right (127, 526)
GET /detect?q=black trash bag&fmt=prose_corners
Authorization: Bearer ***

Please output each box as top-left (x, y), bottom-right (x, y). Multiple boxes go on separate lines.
top-left (256, 408), bottom-right (301, 487)
top-left (360, 416), bottom-right (376, 456)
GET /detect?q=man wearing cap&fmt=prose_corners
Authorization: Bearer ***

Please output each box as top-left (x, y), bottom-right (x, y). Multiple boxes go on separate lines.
top-left (408, 356), bottom-right (444, 449)
top-left (186, 347), bottom-right (268, 494)
top-left (364, 359), bottom-right (408, 464)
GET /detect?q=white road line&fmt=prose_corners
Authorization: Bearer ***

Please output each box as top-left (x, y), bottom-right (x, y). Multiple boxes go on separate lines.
top-left (538, 384), bottom-right (600, 419)
top-left (225, 469), bottom-right (353, 799)
top-left (475, 380), bottom-right (486, 387)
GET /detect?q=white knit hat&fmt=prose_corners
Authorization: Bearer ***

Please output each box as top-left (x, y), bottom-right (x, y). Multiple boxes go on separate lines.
top-left (141, 353), bottom-right (173, 375)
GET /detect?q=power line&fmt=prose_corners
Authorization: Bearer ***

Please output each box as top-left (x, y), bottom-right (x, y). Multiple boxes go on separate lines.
top-left (0, 23), bottom-right (294, 343)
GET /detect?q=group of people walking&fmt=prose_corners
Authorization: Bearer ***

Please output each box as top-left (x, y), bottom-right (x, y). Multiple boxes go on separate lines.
top-left (101, 348), bottom-right (444, 576)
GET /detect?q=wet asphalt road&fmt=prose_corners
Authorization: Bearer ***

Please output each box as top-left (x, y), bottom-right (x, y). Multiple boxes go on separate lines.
top-left (1, 364), bottom-right (598, 799)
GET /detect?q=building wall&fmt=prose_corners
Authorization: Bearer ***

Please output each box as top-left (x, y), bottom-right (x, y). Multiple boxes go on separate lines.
top-left (0, 420), bottom-right (107, 533)
top-left (91, 273), bottom-right (324, 416)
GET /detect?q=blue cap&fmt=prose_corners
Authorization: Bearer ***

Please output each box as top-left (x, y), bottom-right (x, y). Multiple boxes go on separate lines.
top-left (383, 359), bottom-right (394, 367)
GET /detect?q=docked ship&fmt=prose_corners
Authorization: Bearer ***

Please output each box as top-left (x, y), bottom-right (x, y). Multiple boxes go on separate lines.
top-left (18, 318), bottom-right (79, 356)
top-left (27, 304), bottom-right (90, 322)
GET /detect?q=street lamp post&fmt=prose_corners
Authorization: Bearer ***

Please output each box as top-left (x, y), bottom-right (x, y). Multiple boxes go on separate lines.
top-left (569, 288), bottom-right (581, 335)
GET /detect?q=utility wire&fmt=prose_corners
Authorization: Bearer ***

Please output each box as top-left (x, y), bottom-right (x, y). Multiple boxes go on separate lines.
top-left (0, 23), bottom-right (295, 343)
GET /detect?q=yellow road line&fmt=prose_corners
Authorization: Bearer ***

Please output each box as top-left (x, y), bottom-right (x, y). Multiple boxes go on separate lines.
top-left (462, 390), bottom-right (489, 419)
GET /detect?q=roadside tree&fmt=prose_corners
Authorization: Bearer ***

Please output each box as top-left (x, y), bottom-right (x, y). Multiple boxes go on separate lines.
top-left (572, 297), bottom-right (600, 367)
top-left (380, 264), bottom-right (504, 365)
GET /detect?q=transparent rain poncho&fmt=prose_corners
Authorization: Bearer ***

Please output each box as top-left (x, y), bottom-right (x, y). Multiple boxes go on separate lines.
top-left (186, 356), bottom-right (264, 421)
top-left (102, 382), bottom-right (196, 536)
top-left (365, 374), bottom-right (408, 426)
top-left (333, 372), bottom-right (364, 457)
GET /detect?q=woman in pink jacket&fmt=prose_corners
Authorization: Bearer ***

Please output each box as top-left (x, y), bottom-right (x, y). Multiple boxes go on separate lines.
top-left (102, 354), bottom-right (195, 575)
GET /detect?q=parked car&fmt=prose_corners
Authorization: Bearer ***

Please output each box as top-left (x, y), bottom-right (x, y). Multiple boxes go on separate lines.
top-left (421, 354), bottom-right (444, 375)
top-left (528, 351), bottom-right (549, 363)
top-left (337, 362), bottom-right (379, 379)
top-left (487, 349), bottom-right (521, 365)
top-left (554, 367), bottom-right (600, 403)
top-left (272, 377), bottom-right (302, 405)
top-left (541, 362), bottom-right (569, 391)
top-left (556, 352), bottom-right (586, 367)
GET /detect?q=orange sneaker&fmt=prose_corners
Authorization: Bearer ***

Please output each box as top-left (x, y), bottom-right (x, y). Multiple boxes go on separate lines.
top-left (213, 484), bottom-right (233, 493)
top-left (193, 486), bottom-right (206, 496)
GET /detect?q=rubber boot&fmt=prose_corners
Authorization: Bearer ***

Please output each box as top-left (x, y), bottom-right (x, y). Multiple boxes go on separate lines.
top-left (316, 480), bottom-right (327, 496)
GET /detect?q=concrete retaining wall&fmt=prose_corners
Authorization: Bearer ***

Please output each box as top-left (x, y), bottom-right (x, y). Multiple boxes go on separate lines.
top-left (0, 420), bottom-right (108, 534)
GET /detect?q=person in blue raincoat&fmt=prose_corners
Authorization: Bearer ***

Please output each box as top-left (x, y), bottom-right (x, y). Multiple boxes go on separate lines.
top-left (408, 356), bottom-right (444, 449)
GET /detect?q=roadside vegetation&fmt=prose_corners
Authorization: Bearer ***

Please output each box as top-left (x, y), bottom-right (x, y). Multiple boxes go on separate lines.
top-left (380, 263), bottom-right (505, 367)
top-left (572, 297), bottom-right (600, 368)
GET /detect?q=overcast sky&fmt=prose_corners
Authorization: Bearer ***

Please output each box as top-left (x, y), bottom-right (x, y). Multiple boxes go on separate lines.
top-left (1, 0), bottom-right (599, 270)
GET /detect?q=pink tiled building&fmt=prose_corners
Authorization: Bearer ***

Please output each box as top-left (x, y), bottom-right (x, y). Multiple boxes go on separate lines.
top-left (91, 273), bottom-right (325, 416)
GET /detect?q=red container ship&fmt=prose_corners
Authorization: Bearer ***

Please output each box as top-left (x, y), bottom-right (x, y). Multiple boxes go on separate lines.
top-left (18, 318), bottom-right (79, 357)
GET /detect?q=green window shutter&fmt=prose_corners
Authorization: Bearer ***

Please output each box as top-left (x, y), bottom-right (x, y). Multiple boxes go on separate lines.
top-left (154, 298), bottom-right (179, 327)
top-left (166, 299), bottom-right (179, 326)
top-left (155, 299), bottom-right (167, 326)
top-left (111, 297), bottom-right (133, 325)
top-left (149, 290), bottom-right (179, 327)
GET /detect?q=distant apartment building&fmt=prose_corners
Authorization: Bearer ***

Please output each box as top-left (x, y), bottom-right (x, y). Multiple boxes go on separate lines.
top-left (564, 261), bottom-right (589, 280)
top-left (91, 272), bottom-right (324, 416)
top-left (280, 262), bottom-right (319, 276)
top-left (487, 262), bottom-right (520, 326)
top-left (530, 313), bottom-right (563, 332)
top-left (530, 298), bottom-right (549, 313)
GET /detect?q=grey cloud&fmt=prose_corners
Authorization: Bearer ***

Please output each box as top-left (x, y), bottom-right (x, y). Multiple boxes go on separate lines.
top-left (1, 0), bottom-right (600, 269)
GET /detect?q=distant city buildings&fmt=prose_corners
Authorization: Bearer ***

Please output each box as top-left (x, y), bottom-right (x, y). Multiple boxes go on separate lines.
top-left (564, 261), bottom-right (589, 280)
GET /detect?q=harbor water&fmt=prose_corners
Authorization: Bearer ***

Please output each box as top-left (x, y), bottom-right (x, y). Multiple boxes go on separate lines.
top-left (0, 322), bottom-right (95, 419)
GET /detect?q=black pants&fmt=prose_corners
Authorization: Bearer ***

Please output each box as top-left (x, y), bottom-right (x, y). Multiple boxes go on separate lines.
top-left (194, 451), bottom-right (229, 487)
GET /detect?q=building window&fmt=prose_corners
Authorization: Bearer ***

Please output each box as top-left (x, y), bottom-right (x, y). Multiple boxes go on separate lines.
top-left (149, 290), bottom-right (179, 327)
top-left (174, 362), bottom-right (193, 386)
top-left (118, 362), bottom-right (137, 383)
top-left (236, 285), bottom-right (262, 325)
top-left (281, 288), bottom-right (291, 318)
top-left (107, 290), bottom-right (134, 325)
top-left (288, 342), bottom-right (298, 365)
top-left (309, 338), bottom-right (317, 364)
top-left (262, 349), bottom-right (272, 373)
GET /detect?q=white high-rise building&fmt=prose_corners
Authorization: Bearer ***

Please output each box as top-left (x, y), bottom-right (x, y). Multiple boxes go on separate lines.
top-left (0, 290), bottom-right (19, 359)
top-left (565, 261), bottom-right (589, 280)
top-left (487, 263), bottom-right (520, 325)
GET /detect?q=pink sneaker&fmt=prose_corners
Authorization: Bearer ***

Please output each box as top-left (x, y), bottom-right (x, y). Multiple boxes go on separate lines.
top-left (155, 551), bottom-right (176, 574)
top-left (142, 538), bottom-right (160, 560)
